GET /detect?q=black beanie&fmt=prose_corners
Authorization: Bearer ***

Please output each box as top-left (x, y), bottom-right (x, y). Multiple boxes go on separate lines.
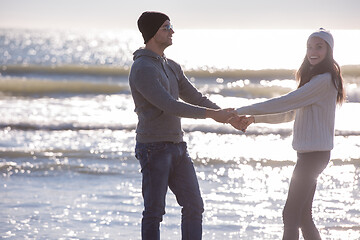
top-left (137, 11), bottom-right (170, 44)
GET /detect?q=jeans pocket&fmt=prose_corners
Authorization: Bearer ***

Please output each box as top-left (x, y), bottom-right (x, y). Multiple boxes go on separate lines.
top-left (135, 142), bottom-right (170, 172)
top-left (135, 146), bottom-right (148, 172)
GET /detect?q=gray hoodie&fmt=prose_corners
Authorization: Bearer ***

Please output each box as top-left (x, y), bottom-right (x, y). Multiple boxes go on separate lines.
top-left (129, 48), bottom-right (219, 143)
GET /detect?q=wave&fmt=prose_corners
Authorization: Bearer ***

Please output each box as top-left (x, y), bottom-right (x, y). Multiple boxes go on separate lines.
top-left (0, 64), bottom-right (298, 82)
top-left (0, 77), bottom-right (128, 95)
top-left (1, 64), bottom-right (359, 101)
top-left (0, 123), bottom-right (136, 131)
top-left (0, 152), bottom-right (122, 177)
top-left (0, 76), bottom-right (295, 99)
top-left (2, 64), bottom-right (360, 79)
top-left (1, 64), bottom-right (130, 77)
top-left (0, 122), bottom-right (294, 137)
top-left (1, 149), bottom-right (359, 177)
top-left (1, 151), bottom-right (293, 177)
top-left (218, 79), bottom-right (296, 98)
top-left (345, 83), bottom-right (360, 102)
top-left (1, 76), bottom-right (359, 102)
top-left (324, 225), bottom-right (360, 231)
top-left (1, 122), bottom-right (359, 137)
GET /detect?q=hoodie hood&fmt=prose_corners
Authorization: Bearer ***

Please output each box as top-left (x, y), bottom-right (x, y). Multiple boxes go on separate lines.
top-left (133, 48), bottom-right (164, 61)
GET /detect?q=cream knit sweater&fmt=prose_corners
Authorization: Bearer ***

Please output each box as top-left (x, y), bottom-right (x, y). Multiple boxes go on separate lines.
top-left (236, 73), bottom-right (338, 152)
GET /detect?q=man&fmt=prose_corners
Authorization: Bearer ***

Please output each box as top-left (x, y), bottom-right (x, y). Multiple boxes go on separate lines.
top-left (128, 11), bottom-right (237, 240)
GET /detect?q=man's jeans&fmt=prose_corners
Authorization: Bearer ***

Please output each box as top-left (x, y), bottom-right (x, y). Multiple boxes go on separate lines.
top-left (135, 141), bottom-right (204, 240)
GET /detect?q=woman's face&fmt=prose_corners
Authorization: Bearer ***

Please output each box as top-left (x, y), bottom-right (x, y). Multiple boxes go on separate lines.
top-left (307, 37), bottom-right (328, 66)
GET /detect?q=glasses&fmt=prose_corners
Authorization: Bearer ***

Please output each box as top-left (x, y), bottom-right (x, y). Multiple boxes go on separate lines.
top-left (160, 24), bottom-right (174, 31)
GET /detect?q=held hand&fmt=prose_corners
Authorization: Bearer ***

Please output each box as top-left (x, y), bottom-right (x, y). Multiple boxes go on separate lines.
top-left (228, 115), bottom-right (246, 131)
top-left (206, 108), bottom-right (237, 124)
top-left (229, 115), bottom-right (255, 132)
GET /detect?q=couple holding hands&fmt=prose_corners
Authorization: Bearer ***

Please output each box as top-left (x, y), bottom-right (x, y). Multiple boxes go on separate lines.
top-left (129, 11), bottom-right (345, 240)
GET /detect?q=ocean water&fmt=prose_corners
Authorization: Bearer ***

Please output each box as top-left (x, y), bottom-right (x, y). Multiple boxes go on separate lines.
top-left (1, 28), bottom-right (360, 239)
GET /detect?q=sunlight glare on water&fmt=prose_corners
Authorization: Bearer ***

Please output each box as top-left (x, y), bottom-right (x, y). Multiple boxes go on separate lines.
top-left (186, 130), bottom-right (294, 164)
top-left (167, 29), bottom-right (360, 70)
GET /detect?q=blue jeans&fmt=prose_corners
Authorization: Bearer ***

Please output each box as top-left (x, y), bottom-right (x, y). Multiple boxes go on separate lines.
top-left (135, 141), bottom-right (204, 240)
top-left (282, 151), bottom-right (330, 240)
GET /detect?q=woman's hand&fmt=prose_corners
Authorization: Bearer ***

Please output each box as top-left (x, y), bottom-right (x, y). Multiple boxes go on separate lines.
top-left (229, 115), bottom-right (255, 132)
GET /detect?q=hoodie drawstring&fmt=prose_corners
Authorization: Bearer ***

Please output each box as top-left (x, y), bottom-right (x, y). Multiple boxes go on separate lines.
top-left (160, 58), bottom-right (169, 79)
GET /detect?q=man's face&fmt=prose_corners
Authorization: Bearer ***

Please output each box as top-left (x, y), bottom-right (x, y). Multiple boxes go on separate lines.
top-left (152, 20), bottom-right (174, 48)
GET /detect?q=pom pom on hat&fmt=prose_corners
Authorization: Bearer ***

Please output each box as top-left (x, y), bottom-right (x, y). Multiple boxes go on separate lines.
top-left (308, 28), bottom-right (334, 50)
top-left (137, 11), bottom-right (170, 44)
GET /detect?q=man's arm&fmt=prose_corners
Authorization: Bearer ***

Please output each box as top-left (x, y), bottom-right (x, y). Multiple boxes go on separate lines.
top-left (206, 108), bottom-right (237, 124)
top-left (168, 60), bottom-right (220, 109)
top-left (131, 65), bottom-right (235, 122)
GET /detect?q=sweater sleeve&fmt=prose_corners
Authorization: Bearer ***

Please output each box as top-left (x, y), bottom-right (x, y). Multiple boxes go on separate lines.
top-left (254, 110), bottom-right (296, 124)
top-left (132, 65), bottom-right (208, 119)
top-left (236, 73), bottom-right (332, 116)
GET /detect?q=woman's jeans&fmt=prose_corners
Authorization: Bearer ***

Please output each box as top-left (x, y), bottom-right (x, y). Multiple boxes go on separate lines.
top-left (282, 151), bottom-right (330, 240)
top-left (135, 141), bottom-right (204, 240)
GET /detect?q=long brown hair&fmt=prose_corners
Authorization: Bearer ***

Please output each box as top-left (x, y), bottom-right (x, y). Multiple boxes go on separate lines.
top-left (296, 42), bottom-right (346, 104)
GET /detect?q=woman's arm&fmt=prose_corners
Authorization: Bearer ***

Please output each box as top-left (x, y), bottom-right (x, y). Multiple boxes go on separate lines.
top-left (254, 110), bottom-right (296, 124)
top-left (229, 110), bottom-right (295, 131)
top-left (236, 73), bottom-right (332, 116)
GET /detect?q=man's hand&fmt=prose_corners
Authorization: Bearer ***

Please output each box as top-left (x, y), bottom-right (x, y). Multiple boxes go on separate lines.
top-left (206, 108), bottom-right (237, 124)
top-left (229, 115), bottom-right (255, 132)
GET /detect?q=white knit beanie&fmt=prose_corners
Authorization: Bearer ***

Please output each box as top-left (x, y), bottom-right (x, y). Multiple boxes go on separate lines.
top-left (308, 28), bottom-right (334, 50)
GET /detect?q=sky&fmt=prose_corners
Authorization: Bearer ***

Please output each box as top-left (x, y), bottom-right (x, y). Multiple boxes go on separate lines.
top-left (1, 0), bottom-right (360, 30)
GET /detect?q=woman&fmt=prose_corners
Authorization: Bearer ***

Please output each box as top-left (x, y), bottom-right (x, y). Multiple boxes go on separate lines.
top-left (233, 29), bottom-right (346, 239)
